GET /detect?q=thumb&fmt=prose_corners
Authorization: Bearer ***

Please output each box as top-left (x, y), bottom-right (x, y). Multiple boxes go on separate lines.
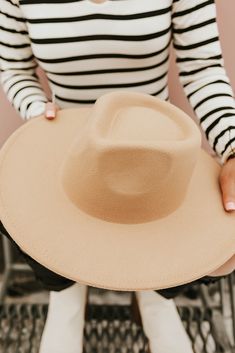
top-left (219, 171), bottom-right (235, 211)
top-left (45, 101), bottom-right (59, 120)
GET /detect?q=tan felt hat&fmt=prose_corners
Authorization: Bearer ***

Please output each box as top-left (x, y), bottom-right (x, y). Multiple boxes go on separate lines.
top-left (0, 91), bottom-right (235, 291)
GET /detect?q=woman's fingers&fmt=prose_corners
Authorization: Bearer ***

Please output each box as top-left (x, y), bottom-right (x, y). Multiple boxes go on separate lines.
top-left (219, 157), bottom-right (235, 211)
top-left (208, 254), bottom-right (235, 276)
top-left (45, 101), bottom-right (60, 120)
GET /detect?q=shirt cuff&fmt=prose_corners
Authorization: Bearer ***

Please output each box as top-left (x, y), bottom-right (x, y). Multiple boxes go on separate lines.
top-left (221, 149), bottom-right (235, 165)
top-left (25, 101), bottom-right (47, 121)
top-left (220, 145), bottom-right (235, 165)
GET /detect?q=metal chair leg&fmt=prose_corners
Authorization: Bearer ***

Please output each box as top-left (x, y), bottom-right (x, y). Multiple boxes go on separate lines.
top-left (0, 233), bottom-right (14, 303)
top-left (0, 231), bottom-right (32, 303)
top-left (200, 278), bottom-right (235, 353)
top-left (228, 273), bottom-right (235, 345)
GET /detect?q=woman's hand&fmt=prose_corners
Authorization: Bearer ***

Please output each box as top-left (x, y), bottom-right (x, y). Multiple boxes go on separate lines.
top-left (44, 101), bottom-right (60, 120)
top-left (219, 156), bottom-right (235, 211)
top-left (208, 254), bottom-right (235, 276)
top-left (207, 156), bottom-right (235, 277)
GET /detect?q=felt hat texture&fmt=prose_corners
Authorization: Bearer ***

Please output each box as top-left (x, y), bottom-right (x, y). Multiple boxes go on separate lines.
top-left (0, 91), bottom-right (234, 291)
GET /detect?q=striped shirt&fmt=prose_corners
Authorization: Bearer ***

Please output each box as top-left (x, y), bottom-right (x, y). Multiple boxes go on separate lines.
top-left (1, 0), bottom-right (235, 164)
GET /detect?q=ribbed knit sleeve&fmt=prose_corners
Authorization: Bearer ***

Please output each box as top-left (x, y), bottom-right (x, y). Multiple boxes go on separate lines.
top-left (172, 0), bottom-right (235, 165)
top-left (0, 0), bottom-right (48, 121)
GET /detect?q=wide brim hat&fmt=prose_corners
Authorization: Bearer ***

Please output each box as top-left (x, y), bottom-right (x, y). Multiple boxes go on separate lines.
top-left (0, 91), bottom-right (234, 291)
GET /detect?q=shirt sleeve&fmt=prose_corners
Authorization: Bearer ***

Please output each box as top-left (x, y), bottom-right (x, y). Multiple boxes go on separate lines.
top-left (171, 0), bottom-right (235, 165)
top-left (0, 0), bottom-right (48, 121)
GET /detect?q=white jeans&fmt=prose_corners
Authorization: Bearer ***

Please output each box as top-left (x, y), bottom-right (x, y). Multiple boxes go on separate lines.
top-left (39, 283), bottom-right (193, 353)
top-left (39, 283), bottom-right (87, 353)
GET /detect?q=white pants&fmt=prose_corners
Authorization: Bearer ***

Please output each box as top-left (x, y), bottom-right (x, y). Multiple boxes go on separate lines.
top-left (39, 283), bottom-right (193, 353)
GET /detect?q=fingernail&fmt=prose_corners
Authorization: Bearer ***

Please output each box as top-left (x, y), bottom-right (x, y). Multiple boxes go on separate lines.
top-left (46, 110), bottom-right (55, 118)
top-left (225, 202), bottom-right (235, 211)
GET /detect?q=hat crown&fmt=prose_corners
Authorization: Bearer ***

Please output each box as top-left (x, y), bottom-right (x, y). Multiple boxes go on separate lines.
top-left (59, 91), bottom-right (201, 224)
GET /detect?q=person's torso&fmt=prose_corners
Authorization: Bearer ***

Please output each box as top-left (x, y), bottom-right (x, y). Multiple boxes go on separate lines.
top-left (19, 0), bottom-right (173, 107)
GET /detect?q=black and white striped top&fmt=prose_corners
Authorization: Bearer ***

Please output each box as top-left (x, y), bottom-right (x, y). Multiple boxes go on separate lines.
top-left (1, 0), bottom-right (235, 164)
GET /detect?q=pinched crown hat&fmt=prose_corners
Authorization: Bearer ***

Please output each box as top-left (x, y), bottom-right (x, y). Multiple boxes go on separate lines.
top-left (0, 91), bottom-right (235, 291)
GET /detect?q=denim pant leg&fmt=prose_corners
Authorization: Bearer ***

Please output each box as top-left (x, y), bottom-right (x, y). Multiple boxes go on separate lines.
top-left (0, 220), bottom-right (75, 292)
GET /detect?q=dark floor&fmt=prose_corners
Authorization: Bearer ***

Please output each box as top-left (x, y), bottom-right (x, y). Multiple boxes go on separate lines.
top-left (1, 271), bottom-right (234, 353)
